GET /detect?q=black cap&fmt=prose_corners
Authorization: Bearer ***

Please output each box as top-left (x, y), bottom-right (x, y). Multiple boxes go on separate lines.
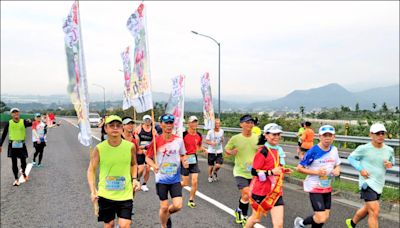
top-left (240, 114), bottom-right (255, 123)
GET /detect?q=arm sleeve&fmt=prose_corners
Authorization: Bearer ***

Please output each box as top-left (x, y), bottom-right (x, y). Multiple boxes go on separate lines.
top-left (0, 122), bottom-right (9, 146)
top-left (348, 146), bottom-right (364, 171)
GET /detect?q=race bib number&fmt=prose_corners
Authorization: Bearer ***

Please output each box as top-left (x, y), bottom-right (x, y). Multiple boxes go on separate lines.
top-left (140, 141), bottom-right (150, 147)
top-left (12, 141), bottom-right (23, 149)
top-left (160, 163), bottom-right (178, 175)
top-left (105, 176), bottom-right (126, 191)
top-left (187, 154), bottom-right (197, 164)
top-left (319, 175), bottom-right (332, 188)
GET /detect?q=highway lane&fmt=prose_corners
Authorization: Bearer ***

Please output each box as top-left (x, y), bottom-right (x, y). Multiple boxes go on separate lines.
top-left (1, 119), bottom-right (398, 227)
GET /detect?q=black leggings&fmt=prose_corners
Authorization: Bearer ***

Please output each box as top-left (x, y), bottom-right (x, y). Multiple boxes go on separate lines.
top-left (33, 142), bottom-right (46, 164)
top-left (12, 156), bottom-right (27, 180)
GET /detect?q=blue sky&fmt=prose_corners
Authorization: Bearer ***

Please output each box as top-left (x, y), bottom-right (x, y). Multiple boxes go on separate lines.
top-left (1, 1), bottom-right (399, 101)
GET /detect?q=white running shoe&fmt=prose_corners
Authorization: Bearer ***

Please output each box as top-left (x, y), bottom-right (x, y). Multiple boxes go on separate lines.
top-left (141, 184), bottom-right (149, 192)
top-left (208, 177), bottom-right (213, 183)
top-left (294, 217), bottom-right (305, 228)
top-left (213, 172), bottom-right (218, 182)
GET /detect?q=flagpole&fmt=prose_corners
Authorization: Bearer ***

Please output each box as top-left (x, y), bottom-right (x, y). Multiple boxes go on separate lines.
top-left (151, 109), bottom-right (157, 165)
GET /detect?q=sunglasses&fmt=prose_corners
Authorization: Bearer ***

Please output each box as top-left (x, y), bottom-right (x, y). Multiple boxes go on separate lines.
top-left (321, 126), bottom-right (334, 132)
top-left (107, 123), bottom-right (123, 129)
top-left (267, 133), bottom-right (281, 137)
top-left (374, 131), bottom-right (386, 136)
top-left (161, 114), bottom-right (175, 123)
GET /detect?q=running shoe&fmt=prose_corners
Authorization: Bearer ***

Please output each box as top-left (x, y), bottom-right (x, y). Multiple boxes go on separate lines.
top-left (187, 201), bottom-right (196, 208)
top-left (24, 175), bottom-right (30, 182)
top-left (32, 161), bottom-right (36, 166)
top-left (166, 217), bottom-right (172, 228)
top-left (213, 172), bottom-right (218, 181)
top-left (37, 164), bottom-right (43, 168)
top-left (13, 180), bottom-right (20, 186)
top-left (345, 219), bottom-right (354, 228)
top-left (141, 184), bottom-right (149, 192)
top-left (208, 177), bottom-right (213, 183)
top-left (234, 208), bottom-right (243, 224)
top-left (294, 217), bottom-right (305, 228)
top-left (241, 216), bottom-right (247, 227)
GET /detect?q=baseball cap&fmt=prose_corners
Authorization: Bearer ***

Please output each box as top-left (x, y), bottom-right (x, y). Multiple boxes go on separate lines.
top-left (143, 115), bottom-right (151, 121)
top-left (35, 113), bottom-right (41, 117)
top-left (188, 116), bottom-right (198, 123)
top-left (370, 123), bottom-right (386, 133)
top-left (319, 125), bottom-right (335, 135)
top-left (263, 123), bottom-right (283, 134)
top-left (160, 114), bottom-right (175, 123)
top-left (122, 117), bottom-right (134, 125)
top-left (10, 108), bottom-right (20, 113)
top-left (105, 115), bottom-right (122, 124)
top-left (240, 114), bottom-right (255, 123)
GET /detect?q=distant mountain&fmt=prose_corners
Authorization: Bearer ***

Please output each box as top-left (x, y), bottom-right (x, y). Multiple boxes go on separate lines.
top-left (354, 85), bottom-right (399, 109)
top-left (248, 83), bottom-right (399, 111)
top-left (1, 84), bottom-right (398, 112)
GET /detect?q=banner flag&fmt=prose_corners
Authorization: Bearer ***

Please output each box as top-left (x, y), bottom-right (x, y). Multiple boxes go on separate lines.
top-left (201, 72), bottom-right (215, 130)
top-left (62, 1), bottom-right (92, 146)
top-left (126, 3), bottom-right (153, 113)
top-left (121, 46), bottom-right (134, 110)
top-left (165, 75), bottom-right (185, 137)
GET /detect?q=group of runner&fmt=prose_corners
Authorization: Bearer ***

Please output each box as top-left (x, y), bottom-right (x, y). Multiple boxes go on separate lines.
top-left (0, 108), bottom-right (58, 186)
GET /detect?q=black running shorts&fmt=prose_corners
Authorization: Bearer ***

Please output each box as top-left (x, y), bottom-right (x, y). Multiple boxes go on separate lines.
top-left (208, 153), bottom-right (223, 166)
top-left (309, 192), bottom-right (332, 211)
top-left (156, 182), bottom-right (182, 201)
top-left (181, 155), bottom-right (200, 176)
top-left (360, 186), bottom-right (381, 202)
top-left (235, 176), bottom-right (252, 190)
top-left (97, 197), bottom-right (133, 223)
top-left (251, 194), bottom-right (284, 207)
top-left (137, 154), bottom-right (146, 165)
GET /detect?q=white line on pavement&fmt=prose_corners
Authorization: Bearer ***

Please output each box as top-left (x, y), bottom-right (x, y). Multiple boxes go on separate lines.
top-left (184, 186), bottom-right (266, 228)
top-left (19, 163), bottom-right (33, 183)
top-left (64, 118), bottom-right (265, 227)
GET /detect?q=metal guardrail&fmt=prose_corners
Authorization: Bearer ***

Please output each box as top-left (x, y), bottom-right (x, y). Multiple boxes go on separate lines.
top-left (216, 126), bottom-right (400, 147)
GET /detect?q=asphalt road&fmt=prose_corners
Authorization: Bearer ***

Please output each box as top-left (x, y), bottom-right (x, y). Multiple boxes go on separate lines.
top-left (1, 119), bottom-right (399, 227)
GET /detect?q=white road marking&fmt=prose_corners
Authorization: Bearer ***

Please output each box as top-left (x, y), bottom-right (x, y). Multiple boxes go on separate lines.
top-left (64, 118), bottom-right (266, 227)
top-left (19, 163), bottom-right (33, 183)
top-left (184, 187), bottom-right (266, 228)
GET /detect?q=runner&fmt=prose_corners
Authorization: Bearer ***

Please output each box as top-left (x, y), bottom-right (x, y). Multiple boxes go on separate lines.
top-left (87, 115), bottom-right (140, 228)
top-left (225, 114), bottom-right (259, 225)
top-left (32, 113), bottom-right (47, 167)
top-left (181, 115), bottom-right (204, 208)
top-left (345, 123), bottom-right (395, 228)
top-left (245, 123), bottom-right (291, 228)
top-left (145, 113), bottom-right (188, 228)
top-left (0, 108), bottom-right (32, 186)
top-left (300, 121), bottom-right (314, 159)
top-left (98, 115), bottom-right (108, 142)
top-left (121, 117), bottom-right (139, 150)
top-left (295, 122), bottom-right (305, 159)
top-left (294, 125), bottom-right (341, 228)
top-left (205, 118), bottom-right (225, 183)
top-left (134, 114), bottom-right (157, 192)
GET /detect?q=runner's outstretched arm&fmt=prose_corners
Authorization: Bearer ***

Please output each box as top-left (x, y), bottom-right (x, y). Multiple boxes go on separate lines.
top-left (87, 147), bottom-right (100, 202)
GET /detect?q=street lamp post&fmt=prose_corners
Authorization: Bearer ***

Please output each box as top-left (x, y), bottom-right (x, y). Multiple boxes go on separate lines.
top-left (191, 30), bottom-right (221, 119)
top-left (93, 83), bottom-right (105, 114)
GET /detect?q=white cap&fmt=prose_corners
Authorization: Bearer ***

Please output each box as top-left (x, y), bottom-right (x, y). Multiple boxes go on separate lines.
top-left (319, 125), bottom-right (335, 135)
top-left (263, 123), bottom-right (283, 134)
top-left (370, 123), bottom-right (387, 133)
top-left (143, 115), bottom-right (151, 121)
top-left (10, 108), bottom-right (20, 113)
top-left (188, 116), bottom-right (198, 122)
top-left (122, 118), bottom-right (134, 125)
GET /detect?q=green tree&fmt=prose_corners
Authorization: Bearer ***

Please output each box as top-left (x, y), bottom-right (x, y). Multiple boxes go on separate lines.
top-left (0, 101), bottom-right (10, 113)
top-left (355, 103), bottom-right (360, 112)
top-left (381, 102), bottom-right (388, 112)
top-left (372, 103), bottom-right (377, 110)
top-left (299, 106), bottom-right (305, 118)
